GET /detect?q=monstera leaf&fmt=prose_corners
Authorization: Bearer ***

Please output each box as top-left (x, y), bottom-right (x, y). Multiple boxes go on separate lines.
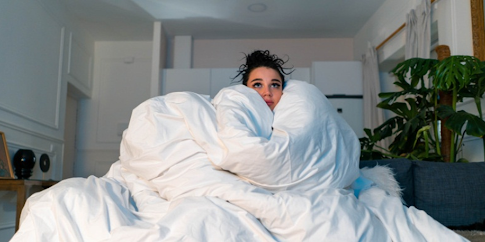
top-left (438, 105), bottom-right (485, 137)
top-left (459, 63), bottom-right (485, 99)
top-left (434, 56), bottom-right (482, 91)
top-left (392, 58), bottom-right (438, 88)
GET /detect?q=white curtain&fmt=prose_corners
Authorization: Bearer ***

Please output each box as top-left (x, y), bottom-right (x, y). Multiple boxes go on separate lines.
top-left (362, 0), bottom-right (431, 151)
top-left (405, 0), bottom-right (431, 59)
top-left (362, 44), bottom-right (386, 148)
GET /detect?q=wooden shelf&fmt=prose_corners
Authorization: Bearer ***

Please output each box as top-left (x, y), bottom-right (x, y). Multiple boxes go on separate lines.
top-left (0, 179), bottom-right (58, 231)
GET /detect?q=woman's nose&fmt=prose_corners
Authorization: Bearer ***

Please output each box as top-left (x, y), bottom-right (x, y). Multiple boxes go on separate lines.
top-left (261, 86), bottom-right (272, 96)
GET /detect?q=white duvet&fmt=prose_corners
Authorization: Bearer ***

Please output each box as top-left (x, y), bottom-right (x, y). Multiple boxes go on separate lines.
top-left (11, 80), bottom-right (467, 242)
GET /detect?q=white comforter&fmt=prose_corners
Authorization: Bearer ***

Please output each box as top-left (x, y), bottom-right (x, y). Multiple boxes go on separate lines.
top-left (11, 80), bottom-right (467, 242)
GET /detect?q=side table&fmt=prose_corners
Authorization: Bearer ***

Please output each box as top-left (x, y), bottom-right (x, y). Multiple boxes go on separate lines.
top-left (0, 179), bottom-right (58, 231)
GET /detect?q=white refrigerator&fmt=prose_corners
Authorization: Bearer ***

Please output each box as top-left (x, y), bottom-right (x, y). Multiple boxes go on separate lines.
top-left (312, 61), bottom-right (364, 138)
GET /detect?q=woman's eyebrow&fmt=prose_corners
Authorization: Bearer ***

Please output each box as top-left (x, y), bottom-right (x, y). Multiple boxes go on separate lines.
top-left (249, 78), bottom-right (263, 83)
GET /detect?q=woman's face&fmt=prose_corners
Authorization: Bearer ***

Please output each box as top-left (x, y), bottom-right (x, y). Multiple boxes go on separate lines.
top-left (247, 67), bottom-right (283, 111)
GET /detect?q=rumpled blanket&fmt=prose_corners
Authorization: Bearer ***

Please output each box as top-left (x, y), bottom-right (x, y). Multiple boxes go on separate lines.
top-left (11, 80), bottom-right (468, 242)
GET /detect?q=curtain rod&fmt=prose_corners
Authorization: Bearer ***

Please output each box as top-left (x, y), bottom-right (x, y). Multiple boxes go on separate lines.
top-left (376, 0), bottom-right (437, 50)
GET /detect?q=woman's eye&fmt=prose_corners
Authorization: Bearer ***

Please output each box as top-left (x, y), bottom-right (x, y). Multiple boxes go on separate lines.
top-left (271, 83), bottom-right (281, 88)
top-left (252, 83), bottom-right (262, 88)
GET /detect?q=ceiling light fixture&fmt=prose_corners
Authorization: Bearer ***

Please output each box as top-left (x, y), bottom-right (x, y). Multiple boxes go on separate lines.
top-left (248, 3), bottom-right (267, 13)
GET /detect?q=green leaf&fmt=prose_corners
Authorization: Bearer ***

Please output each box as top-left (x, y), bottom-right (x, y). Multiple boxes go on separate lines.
top-left (441, 109), bottom-right (485, 137)
top-left (378, 92), bottom-right (397, 99)
top-left (391, 58), bottom-right (438, 89)
top-left (434, 56), bottom-right (482, 92)
top-left (437, 105), bottom-right (455, 119)
top-left (414, 126), bottom-right (431, 151)
top-left (459, 61), bottom-right (485, 101)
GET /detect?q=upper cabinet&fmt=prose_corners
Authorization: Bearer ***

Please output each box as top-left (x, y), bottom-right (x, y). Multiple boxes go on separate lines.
top-left (210, 68), bottom-right (239, 96)
top-left (162, 68), bottom-right (238, 98)
top-left (312, 61), bottom-right (363, 95)
top-left (162, 69), bottom-right (211, 96)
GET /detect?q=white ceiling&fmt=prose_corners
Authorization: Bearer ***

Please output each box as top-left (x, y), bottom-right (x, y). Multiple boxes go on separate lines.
top-left (64, 0), bottom-right (388, 41)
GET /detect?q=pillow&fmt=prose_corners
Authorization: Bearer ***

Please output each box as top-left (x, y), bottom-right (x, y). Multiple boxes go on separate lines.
top-left (413, 160), bottom-right (485, 227)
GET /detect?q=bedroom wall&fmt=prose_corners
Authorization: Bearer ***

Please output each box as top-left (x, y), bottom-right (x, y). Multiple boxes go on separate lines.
top-left (191, 38), bottom-right (355, 68)
top-left (0, 0), bottom-right (94, 239)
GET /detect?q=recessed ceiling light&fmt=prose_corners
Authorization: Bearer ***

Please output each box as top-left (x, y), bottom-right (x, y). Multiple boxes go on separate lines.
top-left (248, 3), bottom-right (267, 13)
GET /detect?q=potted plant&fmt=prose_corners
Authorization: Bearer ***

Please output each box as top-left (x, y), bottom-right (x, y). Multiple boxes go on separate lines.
top-left (360, 45), bottom-right (485, 162)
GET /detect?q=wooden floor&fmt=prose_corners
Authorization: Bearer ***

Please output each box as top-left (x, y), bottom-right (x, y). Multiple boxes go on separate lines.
top-left (454, 230), bottom-right (485, 242)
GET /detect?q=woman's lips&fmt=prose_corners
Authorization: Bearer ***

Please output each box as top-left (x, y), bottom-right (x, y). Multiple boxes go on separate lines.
top-left (265, 100), bottom-right (273, 106)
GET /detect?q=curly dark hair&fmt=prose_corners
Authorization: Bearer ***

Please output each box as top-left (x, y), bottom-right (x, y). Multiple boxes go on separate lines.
top-left (234, 50), bottom-right (294, 86)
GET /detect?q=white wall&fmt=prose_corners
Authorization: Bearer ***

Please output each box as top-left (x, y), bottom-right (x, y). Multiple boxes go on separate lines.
top-left (355, 0), bottom-right (473, 65)
top-left (0, 0), bottom-right (94, 239)
top-left (354, 0), bottom-right (419, 61)
top-left (192, 38), bottom-right (354, 68)
top-left (75, 41), bottom-right (153, 177)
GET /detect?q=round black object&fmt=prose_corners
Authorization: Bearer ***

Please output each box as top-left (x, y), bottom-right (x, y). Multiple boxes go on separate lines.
top-left (13, 149), bottom-right (36, 179)
top-left (39, 153), bottom-right (50, 173)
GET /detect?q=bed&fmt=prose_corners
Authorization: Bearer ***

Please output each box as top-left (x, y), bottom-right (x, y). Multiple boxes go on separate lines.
top-left (11, 80), bottom-right (468, 241)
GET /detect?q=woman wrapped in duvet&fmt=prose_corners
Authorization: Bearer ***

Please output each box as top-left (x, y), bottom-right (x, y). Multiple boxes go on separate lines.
top-left (13, 50), bottom-right (468, 242)
top-left (120, 49), bottom-right (467, 241)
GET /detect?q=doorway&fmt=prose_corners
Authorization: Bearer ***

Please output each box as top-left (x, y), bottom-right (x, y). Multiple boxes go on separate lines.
top-left (63, 91), bottom-right (78, 179)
